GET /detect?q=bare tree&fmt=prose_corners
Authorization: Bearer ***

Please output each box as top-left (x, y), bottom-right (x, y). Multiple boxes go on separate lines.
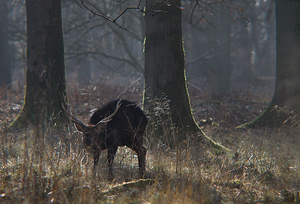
top-left (63, 0), bottom-right (144, 81)
top-left (205, 1), bottom-right (232, 96)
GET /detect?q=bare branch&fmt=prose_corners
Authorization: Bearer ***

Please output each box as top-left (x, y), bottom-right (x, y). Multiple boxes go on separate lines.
top-left (80, 0), bottom-right (144, 31)
top-left (80, 0), bottom-right (127, 30)
top-left (113, 0), bottom-right (144, 23)
top-left (108, 23), bottom-right (144, 72)
top-left (65, 50), bottom-right (144, 74)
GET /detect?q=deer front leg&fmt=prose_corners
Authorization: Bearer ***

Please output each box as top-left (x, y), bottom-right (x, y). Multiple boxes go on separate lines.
top-left (107, 146), bottom-right (118, 181)
top-left (93, 150), bottom-right (100, 175)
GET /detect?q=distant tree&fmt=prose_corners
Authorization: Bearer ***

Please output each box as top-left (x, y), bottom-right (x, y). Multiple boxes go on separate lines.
top-left (206, 1), bottom-right (232, 96)
top-left (238, 0), bottom-right (300, 128)
top-left (63, 0), bottom-right (144, 77)
top-left (0, 0), bottom-right (11, 87)
top-left (12, 0), bottom-right (67, 128)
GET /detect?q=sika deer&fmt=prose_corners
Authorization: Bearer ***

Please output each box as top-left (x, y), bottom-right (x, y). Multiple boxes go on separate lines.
top-left (68, 99), bottom-right (148, 179)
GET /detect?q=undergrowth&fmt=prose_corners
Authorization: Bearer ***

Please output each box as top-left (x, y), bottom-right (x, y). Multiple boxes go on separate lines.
top-left (0, 123), bottom-right (299, 203)
top-left (0, 83), bottom-right (299, 203)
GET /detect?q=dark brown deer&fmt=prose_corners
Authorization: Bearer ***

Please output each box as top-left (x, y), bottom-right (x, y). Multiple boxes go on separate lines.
top-left (67, 99), bottom-right (147, 179)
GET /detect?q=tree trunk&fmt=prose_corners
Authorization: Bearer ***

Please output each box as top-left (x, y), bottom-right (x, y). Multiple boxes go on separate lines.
top-left (12, 0), bottom-right (67, 128)
top-left (206, 2), bottom-right (232, 97)
top-left (141, 0), bottom-right (231, 152)
top-left (77, 59), bottom-right (91, 86)
top-left (0, 0), bottom-right (11, 86)
top-left (238, 0), bottom-right (300, 128)
top-left (143, 0), bottom-right (198, 144)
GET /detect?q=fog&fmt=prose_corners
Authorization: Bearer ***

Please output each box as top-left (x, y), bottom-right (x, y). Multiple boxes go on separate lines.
top-left (3, 0), bottom-right (275, 98)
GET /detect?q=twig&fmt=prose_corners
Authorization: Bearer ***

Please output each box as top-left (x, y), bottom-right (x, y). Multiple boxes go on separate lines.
top-left (80, 0), bottom-right (144, 31)
top-left (101, 179), bottom-right (155, 195)
top-left (65, 50), bottom-right (143, 73)
top-left (189, 0), bottom-right (199, 24)
top-left (116, 78), bottom-right (141, 98)
top-left (113, 7), bottom-right (143, 22)
top-left (113, 0), bottom-right (144, 22)
top-left (80, 0), bottom-right (127, 30)
top-left (137, 0), bottom-right (143, 9)
top-left (187, 82), bottom-right (203, 92)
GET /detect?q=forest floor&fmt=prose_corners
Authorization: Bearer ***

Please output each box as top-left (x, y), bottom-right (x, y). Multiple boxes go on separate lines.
top-left (0, 79), bottom-right (299, 203)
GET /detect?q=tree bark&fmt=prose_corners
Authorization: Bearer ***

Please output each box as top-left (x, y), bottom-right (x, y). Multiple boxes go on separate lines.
top-left (238, 0), bottom-right (300, 128)
top-left (141, 0), bottom-right (229, 151)
top-left (0, 0), bottom-right (11, 87)
top-left (12, 0), bottom-right (67, 128)
top-left (143, 0), bottom-right (199, 143)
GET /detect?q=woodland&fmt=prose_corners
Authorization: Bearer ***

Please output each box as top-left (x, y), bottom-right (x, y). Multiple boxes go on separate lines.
top-left (0, 0), bottom-right (299, 203)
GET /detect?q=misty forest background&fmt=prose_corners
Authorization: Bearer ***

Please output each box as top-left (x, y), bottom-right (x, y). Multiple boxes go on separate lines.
top-left (0, 0), bottom-right (299, 203)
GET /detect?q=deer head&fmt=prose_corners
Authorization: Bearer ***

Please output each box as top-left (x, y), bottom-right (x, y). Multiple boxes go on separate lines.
top-left (65, 100), bottom-right (122, 149)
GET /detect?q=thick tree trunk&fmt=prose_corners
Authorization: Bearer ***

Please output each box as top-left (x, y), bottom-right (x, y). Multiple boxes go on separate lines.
top-left (12, 0), bottom-right (67, 128)
top-left (0, 1), bottom-right (11, 86)
top-left (143, 0), bottom-right (199, 143)
top-left (238, 0), bottom-right (300, 128)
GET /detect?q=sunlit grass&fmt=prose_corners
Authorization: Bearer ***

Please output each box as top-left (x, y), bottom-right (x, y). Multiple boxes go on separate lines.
top-left (0, 83), bottom-right (299, 203)
top-left (0, 125), bottom-right (299, 203)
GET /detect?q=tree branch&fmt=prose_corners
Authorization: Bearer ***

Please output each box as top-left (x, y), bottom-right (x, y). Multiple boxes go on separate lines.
top-left (108, 23), bottom-right (144, 73)
top-left (79, 0), bottom-right (144, 31)
top-left (65, 50), bottom-right (144, 74)
top-left (80, 0), bottom-right (127, 30)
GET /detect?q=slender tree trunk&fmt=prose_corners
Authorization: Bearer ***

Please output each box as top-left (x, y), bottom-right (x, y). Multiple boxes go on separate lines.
top-left (12, 0), bottom-right (67, 128)
top-left (0, 0), bottom-right (11, 87)
top-left (77, 59), bottom-right (91, 86)
top-left (237, 2), bottom-right (261, 86)
top-left (238, 0), bottom-right (300, 128)
top-left (206, 2), bottom-right (231, 96)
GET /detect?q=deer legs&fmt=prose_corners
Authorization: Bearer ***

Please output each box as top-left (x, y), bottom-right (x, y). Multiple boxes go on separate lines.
top-left (93, 145), bottom-right (146, 180)
top-left (132, 145), bottom-right (147, 178)
top-left (93, 150), bottom-right (100, 176)
top-left (107, 144), bottom-right (146, 180)
top-left (92, 147), bottom-right (118, 180)
top-left (107, 146), bottom-right (118, 180)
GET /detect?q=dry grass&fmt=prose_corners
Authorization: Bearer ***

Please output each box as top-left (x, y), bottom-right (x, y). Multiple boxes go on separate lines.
top-left (1, 121), bottom-right (299, 203)
top-left (0, 82), bottom-right (299, 203)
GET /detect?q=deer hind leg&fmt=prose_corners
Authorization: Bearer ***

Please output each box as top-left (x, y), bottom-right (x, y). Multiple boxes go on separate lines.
top-left (132, 145), bottom-right (146, 178)
top-left (107, 146), bottom-right (118, 180)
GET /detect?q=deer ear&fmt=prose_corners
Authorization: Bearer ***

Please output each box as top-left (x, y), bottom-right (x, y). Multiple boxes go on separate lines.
top-left (73, 121), bottom-right (87, 132)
